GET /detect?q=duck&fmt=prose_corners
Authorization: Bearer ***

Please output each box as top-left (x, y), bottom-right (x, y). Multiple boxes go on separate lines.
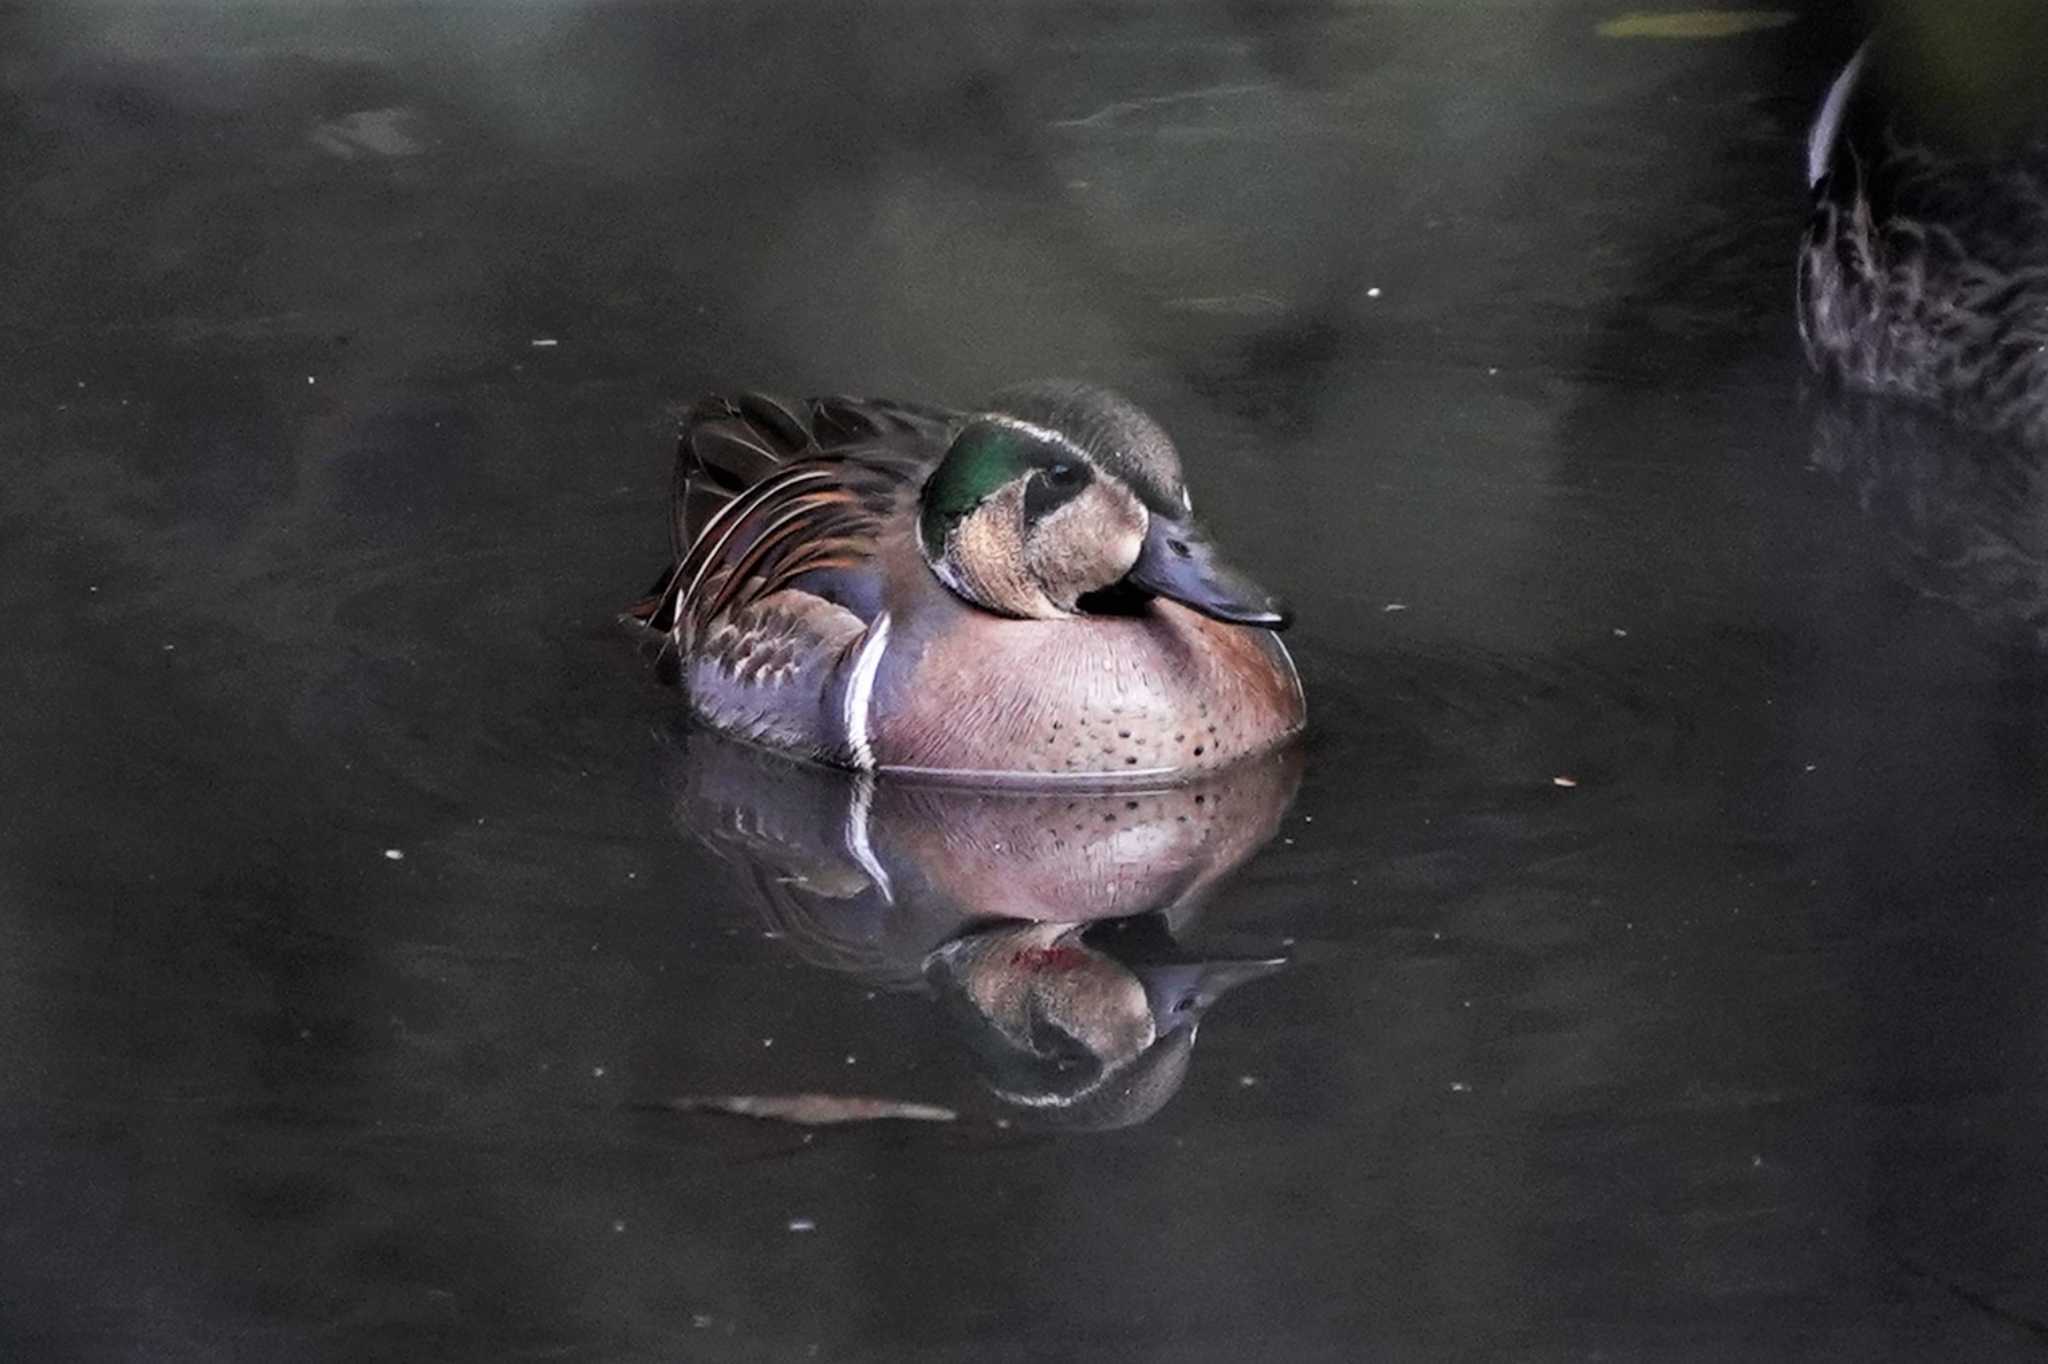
top-left (1798, 13), bottom-right (2048, 445)
top-left (629, 381), bottom-right (1304, 781)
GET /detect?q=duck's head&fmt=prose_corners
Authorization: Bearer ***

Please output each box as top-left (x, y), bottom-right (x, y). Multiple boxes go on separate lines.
top-left (918, 381), bottom-right (1292, 628)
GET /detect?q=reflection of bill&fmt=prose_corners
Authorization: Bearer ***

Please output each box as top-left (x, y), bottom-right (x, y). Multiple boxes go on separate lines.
top-left (670, 730), bottom-right (1299, 1128)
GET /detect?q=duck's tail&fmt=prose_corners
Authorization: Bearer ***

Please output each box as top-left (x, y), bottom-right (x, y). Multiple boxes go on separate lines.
top-left (622, 393), bottom-right (817, 634)
top-left (628, 391), bottom-right (954, 636)
top-left (674, 392), bottom-right (820, 554)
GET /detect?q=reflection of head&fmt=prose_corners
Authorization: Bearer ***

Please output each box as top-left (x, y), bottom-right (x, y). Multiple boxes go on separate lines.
top-left (927, 923), bottom-right (1155, 1103)
top-left (1003, 1030), bottom-right (1197, 1133)
top-left (925, 917), bottom-right (1282, 1130)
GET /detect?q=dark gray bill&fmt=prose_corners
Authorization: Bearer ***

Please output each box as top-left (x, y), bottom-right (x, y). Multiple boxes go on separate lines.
top-left (1131, 957), bottom-right (1289, 1034)
top-left (1126, 515), bottom-right (1293, 629)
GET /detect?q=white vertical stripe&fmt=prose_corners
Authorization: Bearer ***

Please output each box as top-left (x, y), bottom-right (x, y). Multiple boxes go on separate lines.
top-left (842, 612), bottom-right (893, 772)
top-left (1808, 43), bottom-right (1868, 188)
top-left (841, 771), bottom-right (894, 903)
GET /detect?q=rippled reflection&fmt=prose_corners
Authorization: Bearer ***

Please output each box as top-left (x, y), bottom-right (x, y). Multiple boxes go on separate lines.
top-left (1810, 389), bottom-right (2048, 648)
top-left (670, 733), bottom-right (1300, 1128)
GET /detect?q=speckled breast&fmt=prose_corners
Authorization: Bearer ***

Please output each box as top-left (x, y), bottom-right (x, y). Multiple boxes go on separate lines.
top-left (865, 599), bottom-right (1304, 782)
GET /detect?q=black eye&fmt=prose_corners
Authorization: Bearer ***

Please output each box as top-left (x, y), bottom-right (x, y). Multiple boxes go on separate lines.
top-left (1024, 461), bottom-right (1089, 523)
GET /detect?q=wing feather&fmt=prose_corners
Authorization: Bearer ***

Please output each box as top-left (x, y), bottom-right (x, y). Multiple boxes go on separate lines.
top-left (634, 392), bottom-right (958, 641)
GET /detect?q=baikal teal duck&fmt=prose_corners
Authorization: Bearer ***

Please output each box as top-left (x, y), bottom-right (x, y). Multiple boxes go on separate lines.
top-left (628, 381), bottom-right (1303, 782)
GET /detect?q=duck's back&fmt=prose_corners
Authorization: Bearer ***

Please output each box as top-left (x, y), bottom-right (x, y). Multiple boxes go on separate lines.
top-left (637, 394), bottom-right (953, 763)
top-left (670, 392), bottom-right (957, 549)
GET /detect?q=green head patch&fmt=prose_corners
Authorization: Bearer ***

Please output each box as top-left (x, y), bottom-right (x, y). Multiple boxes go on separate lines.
top-left (919, 422), bottom-right (1041, 558)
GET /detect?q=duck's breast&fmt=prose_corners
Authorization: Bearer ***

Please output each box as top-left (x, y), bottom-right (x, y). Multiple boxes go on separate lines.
top-left (866, 568), bottom-right (1304, 781)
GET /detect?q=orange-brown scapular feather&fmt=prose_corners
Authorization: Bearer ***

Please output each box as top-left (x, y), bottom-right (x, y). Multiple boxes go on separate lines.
top-left (693, 495), bottom-right (861, 629)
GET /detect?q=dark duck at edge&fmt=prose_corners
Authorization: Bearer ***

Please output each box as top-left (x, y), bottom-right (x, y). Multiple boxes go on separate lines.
top-left (1799, 10), bottom-right (2048, 446)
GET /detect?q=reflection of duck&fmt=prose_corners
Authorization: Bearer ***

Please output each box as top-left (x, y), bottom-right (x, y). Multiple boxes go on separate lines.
top-left (1809, 390), bottom-right (2048, 647)
top-left (671, 731), bottom-right (1298, 1127)
top-left (927, 916), bottom-right (1281, 1130)
top-left (628, 383), bottom-right (1302, 781)
top-left (1799, 13), bottom-right (2048, 444)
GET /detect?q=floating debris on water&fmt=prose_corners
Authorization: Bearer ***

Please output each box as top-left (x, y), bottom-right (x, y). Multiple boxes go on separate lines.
top-left (1163, 292), bottom-right (1288, 318)
top-left (653, 1093), bottom-right (958, 1126)
top-left (310, 107), bottom-right (426, 159)
top-left (1595, 10), bottom-right (1795, 39)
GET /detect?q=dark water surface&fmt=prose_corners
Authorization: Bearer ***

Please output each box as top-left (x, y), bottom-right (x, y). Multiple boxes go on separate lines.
top-left (6, 1), bottom-right (2048, 1358)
